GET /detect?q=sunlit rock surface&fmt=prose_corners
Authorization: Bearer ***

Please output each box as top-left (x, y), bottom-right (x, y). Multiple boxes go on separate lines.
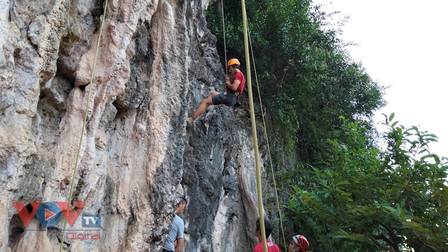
top-left (0, 0), bottom-right (274, 251)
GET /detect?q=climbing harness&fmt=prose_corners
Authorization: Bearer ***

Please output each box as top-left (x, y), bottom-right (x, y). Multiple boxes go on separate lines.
top-left (59, 0), bottom-right (109, 251)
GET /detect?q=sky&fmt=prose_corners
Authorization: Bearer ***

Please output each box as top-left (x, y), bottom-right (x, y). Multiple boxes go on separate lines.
top-left (312, 0), bottom-right (448, 157)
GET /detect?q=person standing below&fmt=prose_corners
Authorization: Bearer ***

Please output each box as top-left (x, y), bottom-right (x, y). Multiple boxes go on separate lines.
top-left (253, 217), bottom-right (281, 252)
top-left (163, 197), bottom-right (187, 252)
top-left (288, 234), bottom-right (309, 252)
top-left (188, 58), bottom-right (245, 123)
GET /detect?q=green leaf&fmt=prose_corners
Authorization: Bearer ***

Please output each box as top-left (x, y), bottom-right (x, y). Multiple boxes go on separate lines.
top-left (335, 230), bottom-right (369, 242)
top-left (389, 113), bottom-right (395, 122)
top-left (336, 181), bottom-right (350, 186)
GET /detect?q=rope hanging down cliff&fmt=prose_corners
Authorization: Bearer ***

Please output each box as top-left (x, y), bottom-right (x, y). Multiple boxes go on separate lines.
top-left (247, 23), bottom-right (288, 252)
top-left (59, 0), bottom-right (109, 251)
top-left (59, 1), bottom-right (282, 252)
top-left (221, 0), bottom-right (228, 76)
top-left (222, 1), bottom-right (287, 251)
top-left (240, 0), bottom-right (270, 251)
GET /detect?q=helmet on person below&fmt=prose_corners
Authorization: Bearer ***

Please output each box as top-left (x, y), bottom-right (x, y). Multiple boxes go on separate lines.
top-left (227, 58), bottom-right (240, 66)
top-left (293, 235), bottom-right (309, 252)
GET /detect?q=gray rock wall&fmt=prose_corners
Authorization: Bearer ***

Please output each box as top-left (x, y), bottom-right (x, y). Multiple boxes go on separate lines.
top-left (0, 0), bottom-right (272, 251)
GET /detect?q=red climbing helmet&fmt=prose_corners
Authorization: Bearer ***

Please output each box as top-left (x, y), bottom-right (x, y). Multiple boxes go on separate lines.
top-left (293, 235), bottom-right (309, 252)
top-left (227, 58), bottom-right (240, 66)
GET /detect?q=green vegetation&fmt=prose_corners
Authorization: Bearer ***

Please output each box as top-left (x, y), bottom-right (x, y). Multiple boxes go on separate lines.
top-left (207, 0), bottom-right (384, 162)
top-left (207, 1), bottom-right (447, 251)
top-left (288, 116), bottom-right (448, 251)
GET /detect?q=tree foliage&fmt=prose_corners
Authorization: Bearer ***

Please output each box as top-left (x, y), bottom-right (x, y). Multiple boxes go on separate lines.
top-left (288, 115), bottom-right (448, 251)
top-left (207, 0), bottom-right (385, 162)
top-left (206, 3), bottom-right (447, 251)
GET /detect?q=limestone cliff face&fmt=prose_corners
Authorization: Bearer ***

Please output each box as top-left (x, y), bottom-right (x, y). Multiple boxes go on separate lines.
top-left (0, 0), bottom-right (269, 251)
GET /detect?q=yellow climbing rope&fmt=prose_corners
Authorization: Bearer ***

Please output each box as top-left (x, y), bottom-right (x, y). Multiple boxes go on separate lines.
top-left (59, 0), bottom-right (109, 251)
top-left (221, 0), bottom-right (288, 251)
top-left (57, 2), bottom-right (284, 252)
top-left (217, 1), bottom-right (287, 251)
top-left (220, 1), bottom-right (286, 250)
top-left (247, 23), bottom-right (288, 252)
top-left (240, 1), bottom-right (268, 252)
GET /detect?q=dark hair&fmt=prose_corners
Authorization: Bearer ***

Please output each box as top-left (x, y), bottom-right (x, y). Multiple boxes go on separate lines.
top-left (177, 197), bottom-right (187, 206)
top-left (256, 217), bottom-right (273, 238)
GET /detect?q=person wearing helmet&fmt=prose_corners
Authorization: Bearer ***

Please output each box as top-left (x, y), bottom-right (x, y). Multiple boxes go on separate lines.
top-left (288, 234), bottom-right (309, 252)
top-left (188, 58), bottom-right (245, 123)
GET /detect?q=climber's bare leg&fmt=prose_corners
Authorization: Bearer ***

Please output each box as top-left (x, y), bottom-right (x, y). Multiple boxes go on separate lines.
top-left (189, 91), bottom-right (220, 122)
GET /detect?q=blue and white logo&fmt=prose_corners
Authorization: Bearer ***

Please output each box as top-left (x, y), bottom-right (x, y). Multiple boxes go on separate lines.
top-left (82, 214), bottom-right (101, 227)
top-left (35, 202), bottom-right (62, 227)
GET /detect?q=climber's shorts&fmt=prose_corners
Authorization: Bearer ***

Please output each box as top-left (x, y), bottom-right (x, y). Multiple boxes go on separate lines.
top-left (212, 92), bottom-right (237, 106)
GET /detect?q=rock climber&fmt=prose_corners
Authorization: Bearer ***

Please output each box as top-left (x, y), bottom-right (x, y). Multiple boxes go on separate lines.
top-left (163, 197), bottom-right (187, 252)
top-left (288, 234), bottom-right (309, 252)
top-left (253, 217), bottom-right (281, 252)
top-left (188, 58), bottom-right (245, 123)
